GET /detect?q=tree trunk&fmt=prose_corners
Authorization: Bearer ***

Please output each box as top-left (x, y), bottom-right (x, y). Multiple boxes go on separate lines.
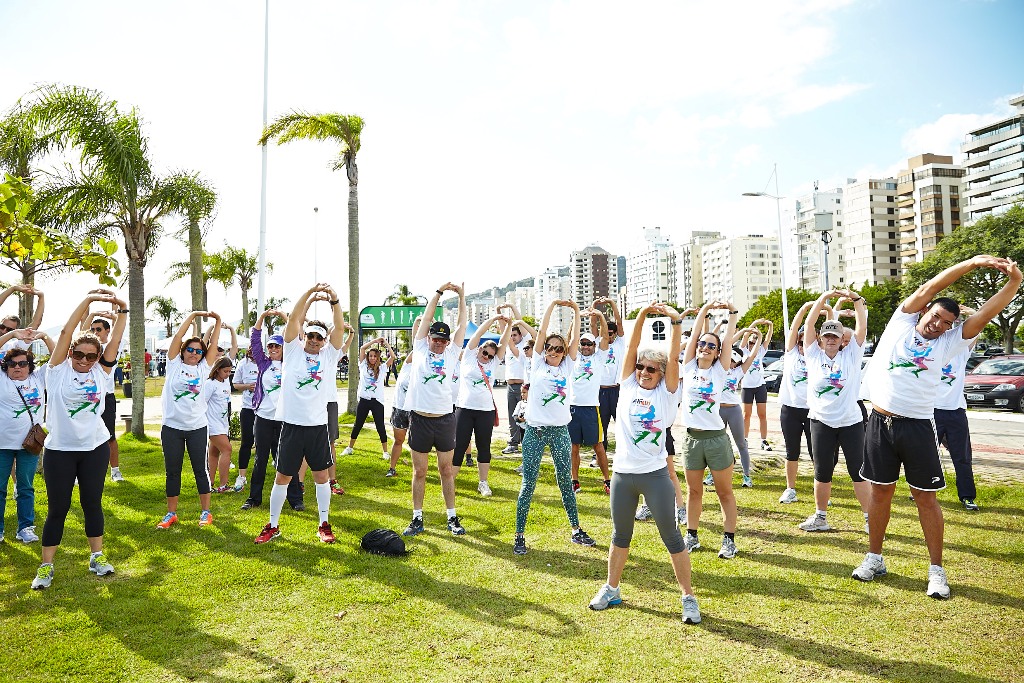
top-left (189, 220), bottom-right (204, 336)
top-left (128, 258), bottom-right (147, 438)
top-left (18, 267), bottom-right (35, 325)
top-left (346, 176), bottom-right (360, 414)
top-left (240, 284), bottom-right (250, 337)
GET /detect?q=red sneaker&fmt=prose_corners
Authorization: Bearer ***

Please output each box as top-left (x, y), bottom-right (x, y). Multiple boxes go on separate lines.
top-left (604, 480), bottom-right (611, 495)
top-left (254, 523), bottom-right (280, 544)
top-left (318, 521), bottom-right (336, 544)
top-left (330, 480), bottom-right (345, 496)
top-left (572, 480), bottom-right (581, 494)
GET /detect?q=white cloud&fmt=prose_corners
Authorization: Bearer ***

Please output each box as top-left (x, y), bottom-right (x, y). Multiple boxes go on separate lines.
top-left (900, 94), bottom-right (1021, 162)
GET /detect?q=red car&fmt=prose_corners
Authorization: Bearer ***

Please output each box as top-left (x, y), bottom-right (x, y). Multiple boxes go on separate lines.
top-left (963, 355), bottom-right (1024, 412)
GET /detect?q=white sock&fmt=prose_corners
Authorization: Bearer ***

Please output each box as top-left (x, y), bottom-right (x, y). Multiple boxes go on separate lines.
top-left (446, 508), bottom-right (457, 519)
top-left (867, 552), bottom-right (883, 561)
top-left (413, 509), bottom-right (423, 520)
top-left (110, 466), bottom-right (120, 473)
top-left (90, 551), bottom-right (102, 559)
top-left (269, 484), bottom-right (288, 526)
top-left (816, 509), bottom-right (827, 517)
top-left (315, 482), bottom-right (331, 523)
top-left (863, 512), bottom-right (869, 520)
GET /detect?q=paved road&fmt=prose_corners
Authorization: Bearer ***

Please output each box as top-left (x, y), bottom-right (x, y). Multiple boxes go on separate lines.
top-left (129, 384), bottom-right (1024, 483)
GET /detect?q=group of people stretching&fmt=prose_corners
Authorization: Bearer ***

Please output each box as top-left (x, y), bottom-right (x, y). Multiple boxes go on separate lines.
top-left (2, 253), bottom-right (1016, 625)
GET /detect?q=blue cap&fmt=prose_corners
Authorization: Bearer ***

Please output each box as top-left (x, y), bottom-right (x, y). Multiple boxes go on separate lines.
top-left (269, 335), bottom-right (284, 346)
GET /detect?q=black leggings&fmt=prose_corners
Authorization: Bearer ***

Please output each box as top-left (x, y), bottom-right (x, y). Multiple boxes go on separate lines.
top-left (454, 407), bottom-right (495, 465)
top-left (238, 407), bottom-right (256, 470)
top-left (41, 443), bottom-right (110, 546)
top-left (809, 419), bottom-right (865, 483)
top-left (780, 404), bottom-right (813, 462)
top-left (161, 425), bottom-right (212, 497)
top-left (351, 398), bottom-right (387, 444)
top-left (248, 417), bottom-right (302, 505)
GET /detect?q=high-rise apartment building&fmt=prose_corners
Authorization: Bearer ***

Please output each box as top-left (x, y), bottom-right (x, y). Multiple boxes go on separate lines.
top-left (794, 187), bottom-right (845, 291)
top-left (842, 178), bottom-right (900, 286)
top-left (701, 235), bottom-right (781, 313)
top-left (896, 154), bottom-right (964, 268)
top-left (535, 266), bottom-right (573, 331)
top-left (625, 227), bottom-right (676, 313)
top-left (675, 231), bottom-right (722, 307)
top-left (570, 245), bottom-right (616, 311)
top-left (961, 94), bottom-right (1024, 224)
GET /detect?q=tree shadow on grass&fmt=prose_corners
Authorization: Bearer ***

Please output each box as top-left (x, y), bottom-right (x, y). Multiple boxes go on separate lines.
top-left (701, 615), bottom-right (1006, 683)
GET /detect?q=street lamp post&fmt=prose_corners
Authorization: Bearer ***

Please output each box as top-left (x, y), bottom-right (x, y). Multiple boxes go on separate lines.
top-left (743, 165), bottom-right (791, 334)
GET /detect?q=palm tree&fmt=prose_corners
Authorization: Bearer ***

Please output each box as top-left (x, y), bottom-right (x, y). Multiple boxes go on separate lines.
top-left (206, 244), bottom-right (270, 336)
top-left (245, 296), bottom-right (289, 335)
top-left (172, 176), bottom-right (217, 323)
top-left (385, 283), bottom-right (425, 306)
top-left (259, 111), bottom-right (364, 412)
top-left (167, 255), bottom-right (214, 310)
top-left (28, 84), bottom-right (213, 436)
top-left (147, 295), bottom-right (181, 337)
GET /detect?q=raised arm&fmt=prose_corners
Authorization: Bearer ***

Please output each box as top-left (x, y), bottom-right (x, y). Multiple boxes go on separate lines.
top-left (50, 293), bottom-right (119, 368)
top-left (622, 304), bottom-right (655, 382)
top-left (684, 302), bottom-right (718, 365)
top-left (100, 294), bottom-right (128, 371)
top-left (221, 322), bottom-right (238, 360)
top-left (205, 313), bottom-right (224, 363)
top-left (324, 284), bottom-right (345, 348)
top-left (168, 311), bottom-right (207, 361)
top-left (536, 299), bottom-right (559, 352)
top-left (562, 300), bottom-right (581, 361)
top-left (340, 323), bottom-right (355, 354)
top-left (27, 288), bottom-right (44, 330)
top-left (590, 308), bottom-right (609, 351)
top-left (803, 291), bottom-right (840, 349)
top-left (961, 260), bottom-right (1022, 338)
top-left (495, 316), bottom-right (513, 358)
top-left (286, 285), bottom-right (324, 343)
top-left (787, 302), bottom-right (813, 351)
top-left (718, 303), bottom-right (739, 371)
top-left (760, 318), bottom-right (774, 348)
top-left (653, 303), bottom-right (683, 392)
top-left (380, 336), bottom-right (397, 367)
top-left (905, 255), bottom-right (1013, 316)
top-left (358, 337), bottom-right (384, 363)
top-left (467, 315), bottom-right (498, 351)
top-left (417, 283), bottom-right (451, 342)
top-left (451, 283), bottom-right (468, 348)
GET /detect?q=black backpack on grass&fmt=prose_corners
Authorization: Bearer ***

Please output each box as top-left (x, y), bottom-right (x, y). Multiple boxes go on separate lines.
top-left (361, 528), bottom-right (408, 556)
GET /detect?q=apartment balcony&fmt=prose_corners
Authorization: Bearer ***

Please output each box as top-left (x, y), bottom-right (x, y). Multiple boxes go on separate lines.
top-left (963, 173), bottom-right (1024, 199)
top-left (901, 246), bottom-right (918, 258)
top-left (896, 195), bottom-right (914, 208)
top-left (964, 158), bottom-right (1023, 184)
top-left (963, 142), bottom-right (1023, 169)
top-left (962, 123), bottom-right (1023, 154)
top-left (966, 190), bottom-right (1024, 215)
top-left (900, 233), bottom-right (917, 245)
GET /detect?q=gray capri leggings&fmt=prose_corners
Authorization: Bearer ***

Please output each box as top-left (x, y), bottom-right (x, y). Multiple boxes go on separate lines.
top-left (610, 466), bottom-right (685, 554)
top-left (809, 419), bottom-right (864, 483)
top-left (161, 425), bottom-right (212, 497)
top-left (719, 404), bottom-right (750, 476)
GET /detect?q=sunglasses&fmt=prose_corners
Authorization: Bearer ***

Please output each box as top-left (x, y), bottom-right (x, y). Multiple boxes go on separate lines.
top-left (71, 350), bottom-right (100, 362)
top-left (90, 327), bottom-right (105, 334)
top-left (305, 333), bottom-right (325, 341)
top-left (267, 344), bottom-right (282, 349)
top-left (697, 340), bottom-right (718, 351)
top-left (0, 324), bottom-right (12, 333)
top-left (544, 343), bottom-right (565, 354)
top-left (184, 347), bottom-right (205, 356)
top-left (6, 359), bottom-right (30, 368)
top-left (580, 341), bottom-right (595, 347)
top-left (480, 349), bottom-right (495, 360)
top-left (635, 363), bottom-right (661, 374)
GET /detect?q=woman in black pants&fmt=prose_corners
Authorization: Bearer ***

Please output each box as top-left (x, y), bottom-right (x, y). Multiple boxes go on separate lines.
top-left (32, 290), bottom-right (127, 590)
top-left (342, 337), bottom-right (396, 458)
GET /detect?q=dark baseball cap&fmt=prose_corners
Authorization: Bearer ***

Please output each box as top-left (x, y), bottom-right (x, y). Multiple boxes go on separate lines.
top-left (428, 321), bottom-right (451, 340)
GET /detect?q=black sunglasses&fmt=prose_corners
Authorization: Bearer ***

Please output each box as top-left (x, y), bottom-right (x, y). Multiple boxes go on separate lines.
top-left (305, 332), bottom-right (325, 341)
top-left (6, 359), bottom-right (30, 368)
top-left (480, 349), bottom-right (495, 360)
top-left (0, 324), bottom-right (12, 333)
top-left (90, 327), bottom-right (105, 334)
top-left (635, 363), bottom-right (661, 374)
top-left (71, 350), bottom-right (99, 362)
top-left (580, 341), bottom-right (595, 347)
top-left (544, 343), bottom-right (565, 354)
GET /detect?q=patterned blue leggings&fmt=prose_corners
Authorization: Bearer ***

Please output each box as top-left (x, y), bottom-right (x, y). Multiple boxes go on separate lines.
top-left (515, 425), bottom-right (580, 534)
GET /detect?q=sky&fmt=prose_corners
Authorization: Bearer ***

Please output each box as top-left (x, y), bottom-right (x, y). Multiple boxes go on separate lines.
top-left (2, 0), bottom-right (1023, 333)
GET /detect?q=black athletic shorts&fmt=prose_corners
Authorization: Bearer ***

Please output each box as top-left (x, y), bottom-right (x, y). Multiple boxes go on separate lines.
top-left (102, 393), bottom-right (116, 441)
top-left (391, 407), bottom-right (410, 431)
top-left (742, 385), bottom-right (768, 404)
top-left (861, 410), bottom-right (945, 491)
top-left (408, 411), bottom-right (456, 454)
top-left (276, 422), bottom-right (333, 475)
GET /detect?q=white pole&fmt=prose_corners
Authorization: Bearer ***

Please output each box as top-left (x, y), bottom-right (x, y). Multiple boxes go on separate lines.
top-left (774, 163), bottom-right (791, 334)
top-left (257, 0), bottom-right (270, 320)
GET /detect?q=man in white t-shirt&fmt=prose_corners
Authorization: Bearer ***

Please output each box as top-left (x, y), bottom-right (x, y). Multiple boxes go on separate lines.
top-left (570, 314), bottom-right (611, 493)
top-left (594, 297), bottom-right (625, 454)
top-left (401, 282), bottom-right (468, 538)
top-left (853, 255), bottom-right (1022, 600)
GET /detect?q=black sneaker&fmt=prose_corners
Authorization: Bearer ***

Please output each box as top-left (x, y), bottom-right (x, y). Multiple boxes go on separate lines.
top-left (513, 535), bottom-right (527, 555)
top-left (447, 516), bottom-right (467, 536)
top-left (291, 502), bottom-right (305, 512)
top-left (572, 528), bottom-right (596, 546)
top-left (962, 498), bottom-right (980, 511)
top-left (240, 500), bottom-right (258, 510)
top-left (465, 454), bottom-right (475, 467)
top-left (385, 468), bottom-right (397, 478)
top-left (403, 516), bottom-right (424, 537)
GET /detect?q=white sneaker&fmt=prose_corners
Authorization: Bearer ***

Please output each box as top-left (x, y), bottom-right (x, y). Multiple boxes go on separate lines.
top-left (676, 506), bottom-right (686, 526)
top-left (798, 514), bottom-right (831, 532)
top-left (233, 475), bottom-right (246, 492)
top-left (478, 481), bottom-right (492, 497)
top-left (682, 594), bottom-right (701, 624)
top-left (852, 553), bottom-right (887, 582)
top-left (15, 526), bottom-right (39, 543)
top-left (382, 451), bottom-right (389, 460)
top-left (761, 439), bottom-right (772, 451)
top-left (32, 564), bottom-right (54, 590)
top-left (635, 504), bottom-right (653, 521)
top-left (702, 473), bottom-right (714, 486)
top-left (927, 565), bottom-right (951, 599)
top-left (718, 535), bottom-right (737, 559)
top-left (110, 468), bottom-right (124, 482)
top-left (341, 446), bottom-right (354, 456)
top-left (778, 488), bottom-right (798, 504)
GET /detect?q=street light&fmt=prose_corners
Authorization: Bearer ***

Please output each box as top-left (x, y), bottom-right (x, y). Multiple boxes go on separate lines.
top-left (743, 164), bottom-right (790, 334)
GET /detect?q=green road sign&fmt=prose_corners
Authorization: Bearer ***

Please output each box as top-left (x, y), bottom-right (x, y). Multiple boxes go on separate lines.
top-left (358, 306), bottom-right (443, 330)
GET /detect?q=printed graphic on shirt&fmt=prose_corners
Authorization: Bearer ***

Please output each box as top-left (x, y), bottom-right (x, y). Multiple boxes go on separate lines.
top-left (791, 357), bottom-right (808, 385)
top-left (940, 362), bottom-right (956, 386)
top-left (297, 355), bottom-right (323, 390)
top-left (68, 376), bottom-right (102, 417)
top-left (173, 371), bottom-right (202, 402)
top-left (604, 345), bottom-right (616, 366)
top-left (471, 367), bottom-right (492, 387)
top-left (723, 373), bottom-right (741, 396)
top-left (363, 367), bottom-right (381, 393)
top-left (541, 376), bottom-right (568, 405)
top-left (888, 335), bottom-right (933, 377)
top-left (813, 361), bottom-right (845, 398)
top-left (12, 384), bottom-right (42, 417)
top-left (267, 367), bottom-right (282, 392)
top-left (422, 354), bottom-right (447, 384)
top-left (688, 374), bottom-right (716, 413)
top-left (629, 398), bottom-right (663, 445)
top-left (574, 358), bottom-right (596, 382)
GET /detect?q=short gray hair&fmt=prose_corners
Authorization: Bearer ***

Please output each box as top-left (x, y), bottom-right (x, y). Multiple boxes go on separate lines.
top-left (637, 348), bottom-right (668, 374)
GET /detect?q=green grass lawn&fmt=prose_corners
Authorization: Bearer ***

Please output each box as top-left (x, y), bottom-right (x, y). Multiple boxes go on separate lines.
top-left (2, 434), bottom-right (1022, 683)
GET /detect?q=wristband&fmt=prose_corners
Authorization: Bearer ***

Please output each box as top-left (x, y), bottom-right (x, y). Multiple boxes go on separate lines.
top-left (729, 310), bottom-right (738, 315)
top-left (436, 289), bottom-right (443, 295)
top-left (118, 308), bottom-right (129, 313)
top-left (329, 299), bottom-right (339, 306)
top-left (99, 357), bottom-right (116, 368)
top-left (670, 319), bottom-right (683, 326)
top-left (852, 297), bottom-right (863, 302)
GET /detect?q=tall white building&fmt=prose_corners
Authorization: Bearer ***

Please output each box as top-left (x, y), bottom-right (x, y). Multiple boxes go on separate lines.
top-left (896, 153), bottom-right (964, 269)
top-left (842, 178), bottom-right (901, 287)
top-left (570, 245), bottom-right (617, 312)
top-left (507, 283), bottom-right (537, 320)
top-left (535, 266), bottom-right (573, 332)
top-left (961, 94), bottom-right (1024, 224)
top-left (625, 227), bottom-right (677, 313)
top-left (701, 235), bottom-right (781, 313)
top-left (675, 231), bottom-right (722, 307)
top-left (794, 186), bottom-right (845, 291)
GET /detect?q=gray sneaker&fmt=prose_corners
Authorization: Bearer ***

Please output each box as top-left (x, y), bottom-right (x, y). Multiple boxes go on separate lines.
top-left (852, 553), bottom-right (887, 582)
top-left (89, 553), bottom-right (115, 576)
top-left (513, 464), bottom-right (523, 475)
top-left (778, 488), bottom-right (798, 504)
top-left (31, 564), bottom-right (54, 590)
top-left (798, 514), bottom-right (831, 532)
top-left (684, 534), bottom-right (701, 552)
top-left (682, 594), bottom-right (701, 624)
top-left (702, 473), bottom-right (714, 486)
top-left (501, 445), bottom-right (519, 455)
top-left (676, 506), bottom-right (687, 526)
top-left (927, 565), bottom-right (951, 599)
top-left (634, 504), bottom-right (653, 521)
top-left (718, 536), bottom-right (736, 559)
top-left (589, 583), bottom-right (622, 611)
top-left (402, 516), bottom-right (424, 537)
top-left (447, 516), bottom-right (467, 536)
top-left (16, 526), bottom-right (39, 543)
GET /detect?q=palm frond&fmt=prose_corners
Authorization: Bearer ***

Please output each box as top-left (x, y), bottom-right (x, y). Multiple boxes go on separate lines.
top-left (259, 111), bottom-right (363, 155)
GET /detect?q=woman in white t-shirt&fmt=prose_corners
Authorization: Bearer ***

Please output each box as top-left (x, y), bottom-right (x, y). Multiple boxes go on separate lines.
top-left (205, 356), bottom-right (236, 493)
top-left (31, 290), bottom-right (126, 591)
top-left (513, 299), bottom-right (595, 555)
top-left (454, 314), bottom-right (512, 497)
top-left (156, 311), bottom-right (224, 530)
top-left (342, 337), bottom-right (396, 459)
top-left (798, 290), bottom-right (871, 534)
top-left (588, 302), bottom-right (704, 624)
top-left (741, 319), bottom-right (774, 451)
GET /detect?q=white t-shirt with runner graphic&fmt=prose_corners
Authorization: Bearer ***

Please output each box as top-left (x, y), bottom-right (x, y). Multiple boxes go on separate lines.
top-left (862, 303), bottom-right (975, 419)
top-left (405, 337), bottom-right (461, 415)
top-left (720, 364), bottom-right (744, 405)
top-left (357, 359), bottom-right (386, 401)
top-left (778, 346), bottom-right (810, 409)
top-left (255, 360), bottom-right (283, 420)
top-left (741, 347), bottom-right (767, 389)
top-left (613, 373), bottom-right (682, 474)
top-left (681, 358), bottom-right (728, 430)
top-left (805, 339), bottom-right (865, 428)
top-left (505, 339), bottom-right (531, 382)
top-left (935, 347), bottom-right (970, 411)
top-left (44, 361), bottom-right (110, 451)
top-left (276, 337), bottom-right (341, 426)
top-left (203, 377), bottom-right (232, 436)
top-left (599, 336), bottom-right (626, 385)
top-left (0, 366), bottom-right (47, 450)
top-left (571, 348), bottom-right (607, 407)
top-left (233, 357), bottom-right (259, 410)
top-left (161, 356), bottom-right (211, 431)
top-left (526, 355), bottom-right (573, 427)
top-left (457, 350), bottom-right (498, 411)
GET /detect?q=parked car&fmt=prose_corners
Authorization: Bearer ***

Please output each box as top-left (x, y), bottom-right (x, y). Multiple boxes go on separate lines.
top-left (763, 349), bottom-right (784, 365)
top-left (965, 354), bottom-right (986, 372)
top-left (963, 355), bottom-right (1024, 412)
top-left (763, 359), bottom-right (784, 393)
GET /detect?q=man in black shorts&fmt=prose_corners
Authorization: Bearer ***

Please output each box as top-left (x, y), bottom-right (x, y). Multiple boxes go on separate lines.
top-left (853, 255), bottom-right (1021, 599)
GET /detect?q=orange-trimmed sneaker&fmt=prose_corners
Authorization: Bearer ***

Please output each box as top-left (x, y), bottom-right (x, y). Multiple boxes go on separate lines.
top-left (156, 512), bottom-right (178, 529)
top-left (198, 510), bottom-right (214, 527)
top-left (317, 521), bottom-right (336, 544)
top-left (254, 523), bottom-right (280, 544)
